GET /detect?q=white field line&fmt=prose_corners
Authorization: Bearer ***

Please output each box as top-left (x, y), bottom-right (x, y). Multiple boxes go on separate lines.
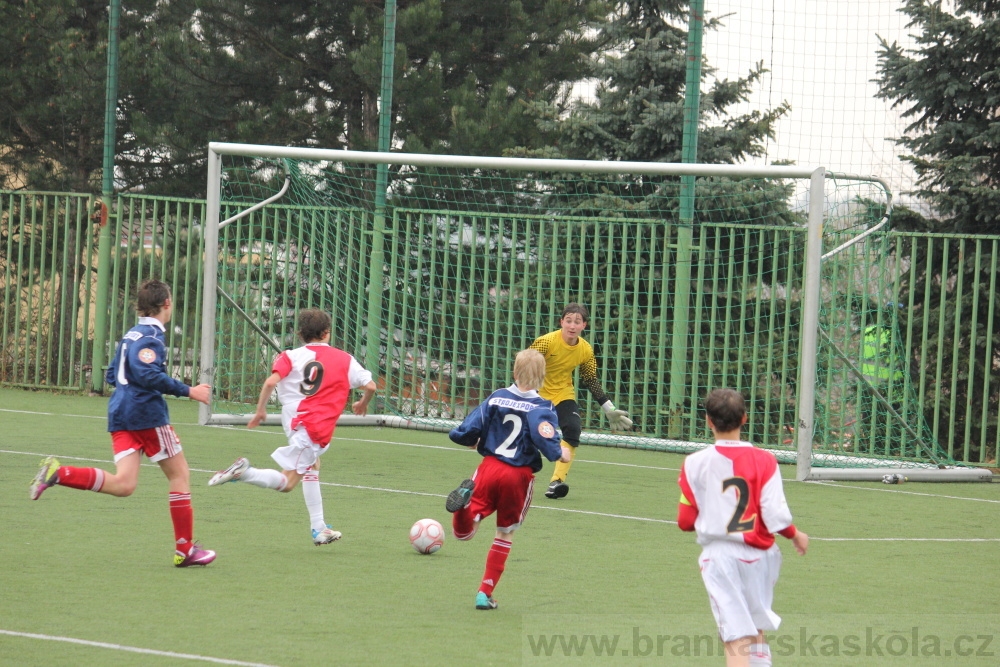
top-left (0, 408), bottom-right (105, 419)
top-left (807, 480), bottom-right (1000, 504)
top-left (9, 447), bottom-right (998, 541)
top-left (209, 424), bottom-right (686, 471)
top-left (4, 408), bottom-right (998, 531)
top-left (811, 537), bottom-right (1000, 542)
top-left (0, 629), bottom-right (279, 667)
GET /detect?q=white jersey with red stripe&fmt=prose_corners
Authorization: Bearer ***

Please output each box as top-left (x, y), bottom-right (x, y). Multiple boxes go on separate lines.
top-left (272, 343), bottom-right (373, 445)
top-left (678, 440), bottom-right (793, 550)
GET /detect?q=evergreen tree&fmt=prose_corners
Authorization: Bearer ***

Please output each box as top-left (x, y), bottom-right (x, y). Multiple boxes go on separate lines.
top-left (502, 0), bottom-right (798, 434)
top-left (391, 0), bottom-right (605, 157)
top-left (876, 0), bottom-right (1000, 234)
top-left (2, 0), bottom-right (606, 195)
top-left (516, 0), bottom-right (788, 165)
top-left (0, 0), bottom-right (112, 191)
top-left (877, 2), bottom-right (1000, 459)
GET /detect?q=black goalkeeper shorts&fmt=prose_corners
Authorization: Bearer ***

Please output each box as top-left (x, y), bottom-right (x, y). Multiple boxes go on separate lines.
top-left (555, 400), bottom-right (582, 447)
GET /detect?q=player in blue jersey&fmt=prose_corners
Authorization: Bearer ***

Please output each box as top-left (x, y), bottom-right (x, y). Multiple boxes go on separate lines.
top-left (445, 348), bottom-right (571, 610)
top-left (29, 279), bottom-right (216, 567)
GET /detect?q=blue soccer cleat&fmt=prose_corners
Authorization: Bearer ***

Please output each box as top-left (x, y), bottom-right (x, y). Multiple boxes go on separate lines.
top-left (446, 478), bottom-right (475, 513)
top-left (475, 591), bottom-right (498, 610)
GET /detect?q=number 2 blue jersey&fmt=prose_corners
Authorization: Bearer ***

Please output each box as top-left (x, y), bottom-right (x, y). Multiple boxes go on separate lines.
top-left (449, 385), bottom-right (562, 472)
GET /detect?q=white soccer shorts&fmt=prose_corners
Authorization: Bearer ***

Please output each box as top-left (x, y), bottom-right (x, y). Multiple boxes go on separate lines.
top-left (271, 427), bottom-right (327, 474)
top-left (699, 541), bottom-right (783, 642)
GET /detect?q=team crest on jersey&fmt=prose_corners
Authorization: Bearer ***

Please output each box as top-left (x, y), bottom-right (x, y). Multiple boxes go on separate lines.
top-left (538, 421), bottom-right (555, 438)
top-left (138, 348), bottom-right (157, 363)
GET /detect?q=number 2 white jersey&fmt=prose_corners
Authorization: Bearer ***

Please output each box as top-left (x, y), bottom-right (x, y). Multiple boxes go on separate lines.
top-left (678, 441), bottom-right (794, 550)
top-left (272, 343), bottom-right (373, 445)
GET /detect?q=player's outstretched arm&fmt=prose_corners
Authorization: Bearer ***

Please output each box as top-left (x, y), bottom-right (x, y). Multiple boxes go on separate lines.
top-left (248, 372), bottom-right (281, 429)
top-left (352, 381), bottom-right (377, 416)
top-left (600, 400), bottom-right (633, 431)
top-left (129, 338), bottom-right (192, 398)
top-left (579, 356), bottom-right (633, 431)
top-left (188, 383), bottom-right (212, 404)
top-left (792, 530), bottom-right (809, 555)
top-left (449, 401), bottom-right (487, 447)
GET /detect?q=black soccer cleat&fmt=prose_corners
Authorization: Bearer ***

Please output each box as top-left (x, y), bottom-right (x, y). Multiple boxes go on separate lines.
top-left (545, 479), bottom-right (569, 499)
top-left (446, 478), bottom-right (476, 513)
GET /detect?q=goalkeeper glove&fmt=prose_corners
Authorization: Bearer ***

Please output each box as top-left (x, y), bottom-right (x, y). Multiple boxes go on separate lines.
top-left (601, 401), bottom-right (633, 431)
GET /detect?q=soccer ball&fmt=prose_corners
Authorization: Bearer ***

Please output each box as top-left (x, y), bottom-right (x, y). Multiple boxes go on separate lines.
top-left (409, 518), bottom-right (444, 554)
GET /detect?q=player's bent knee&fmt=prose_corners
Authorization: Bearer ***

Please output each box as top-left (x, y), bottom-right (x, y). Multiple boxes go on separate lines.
top-left (280, 474), bottom-right (300, 492)
top-left (454, 525), bottom-right (479, 541)
top-left (108, 482), bottom-right (137, 497)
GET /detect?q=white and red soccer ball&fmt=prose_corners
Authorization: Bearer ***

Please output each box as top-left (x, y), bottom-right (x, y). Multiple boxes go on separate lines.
top-left (409, 518), bottom-right (444, 554)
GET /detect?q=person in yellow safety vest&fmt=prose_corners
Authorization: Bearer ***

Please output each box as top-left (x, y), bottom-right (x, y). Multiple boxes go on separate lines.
top-left (859, 321), bottom-right (905, 384)
top-left (857, 302), bottom-right (907, 451)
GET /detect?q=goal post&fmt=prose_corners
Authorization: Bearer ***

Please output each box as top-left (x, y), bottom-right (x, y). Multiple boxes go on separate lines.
top-left (197, 142), bottom-right (991, 482)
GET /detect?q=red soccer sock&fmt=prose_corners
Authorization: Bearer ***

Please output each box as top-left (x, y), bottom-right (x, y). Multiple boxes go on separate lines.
top-left (479, 537), bottom-right (512, 596)
top-left (169, 492), bottom-right (194, 555)
top-left (56, 466), bottom-right (105, 492)
top-left (452, 508), bottom-right (478, 541)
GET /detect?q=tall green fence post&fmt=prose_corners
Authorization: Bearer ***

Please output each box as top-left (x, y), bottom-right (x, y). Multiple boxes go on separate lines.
top-left (667, 0), bottom-right (704, 436)
top-left (90, 0), bottom-right (122, 393)
top-left (367, 0), bottom-right (396, 375)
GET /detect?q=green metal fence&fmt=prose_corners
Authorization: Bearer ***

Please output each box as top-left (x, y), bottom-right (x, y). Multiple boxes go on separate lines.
top-left (1, 189), bottom-right (997, 465)
top-left (0, 191), bottom-right (207, 392)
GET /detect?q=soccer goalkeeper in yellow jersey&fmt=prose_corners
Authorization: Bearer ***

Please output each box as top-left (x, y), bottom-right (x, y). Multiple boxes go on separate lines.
top-left (530, 303), bottom-right (632, 499)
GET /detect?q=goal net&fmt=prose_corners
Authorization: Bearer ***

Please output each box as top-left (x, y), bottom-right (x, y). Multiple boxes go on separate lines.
top-left (198, 143), bottom-right (988, 481)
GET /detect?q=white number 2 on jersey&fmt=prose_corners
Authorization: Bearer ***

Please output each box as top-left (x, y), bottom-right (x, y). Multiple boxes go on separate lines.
top-left (494, 414), bottom-right (522, 458)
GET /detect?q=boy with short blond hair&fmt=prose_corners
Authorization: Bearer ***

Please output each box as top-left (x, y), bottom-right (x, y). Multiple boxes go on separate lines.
top-left (445, 349), bottom-right (571, 609)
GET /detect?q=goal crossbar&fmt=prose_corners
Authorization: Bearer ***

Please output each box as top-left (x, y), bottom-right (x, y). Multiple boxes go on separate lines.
top-left (198, 143), bottom-right (992, 483)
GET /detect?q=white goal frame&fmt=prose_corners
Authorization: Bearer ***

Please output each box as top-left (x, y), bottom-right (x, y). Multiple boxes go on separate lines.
top-left (198, 142), bottom-right (991, 483)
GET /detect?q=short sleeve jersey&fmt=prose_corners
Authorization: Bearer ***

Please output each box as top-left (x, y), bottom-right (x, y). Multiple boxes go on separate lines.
top-left (272, 343), bottom-right (373, 445)
top-left (449, 385), bottom-right (562, 472)
top-left (529, 330), bottom-right (609, 406)
top-left (678, 441), bottom-right (793, 550)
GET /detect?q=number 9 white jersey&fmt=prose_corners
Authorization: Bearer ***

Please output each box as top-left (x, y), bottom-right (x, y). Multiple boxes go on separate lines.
top-left (272, 343), bottom-right (373, 446)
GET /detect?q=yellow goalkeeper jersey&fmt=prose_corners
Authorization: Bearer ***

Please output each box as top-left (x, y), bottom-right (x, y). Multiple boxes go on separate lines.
top-left (529, 330), bottom-right (609, 406)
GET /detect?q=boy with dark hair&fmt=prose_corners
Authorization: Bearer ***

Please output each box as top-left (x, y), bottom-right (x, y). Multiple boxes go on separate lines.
top-left (445, 349), bottom-right (571, 610)
top-left (30, 279), bottom-right (216, 567)
top-left (529, 303), bottom-right (631, 499)
top-left (677, 388), bottom-right (808, 666)
top-left (208, 308), bottom-right (377, 546)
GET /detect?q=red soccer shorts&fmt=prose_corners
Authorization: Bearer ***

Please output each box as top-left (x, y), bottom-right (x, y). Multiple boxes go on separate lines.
top-left (467, 455), bottom-right (535, 532)
top-left (111, 425), bottom-right (182, 464)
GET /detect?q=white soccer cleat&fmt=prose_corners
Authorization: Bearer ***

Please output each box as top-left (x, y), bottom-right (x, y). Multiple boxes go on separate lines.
top-left (208, 457), bottom-right (250, 486)
top-left (312, 526), bottom-right (342, 545)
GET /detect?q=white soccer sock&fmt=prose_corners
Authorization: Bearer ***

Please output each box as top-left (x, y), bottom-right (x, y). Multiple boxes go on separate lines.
top-left (301, 469), bottom-right (327, 532)
top-left (749, 643), bottom-right (772, 666)
top-left (240, 467), bottom-right (287, 491)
